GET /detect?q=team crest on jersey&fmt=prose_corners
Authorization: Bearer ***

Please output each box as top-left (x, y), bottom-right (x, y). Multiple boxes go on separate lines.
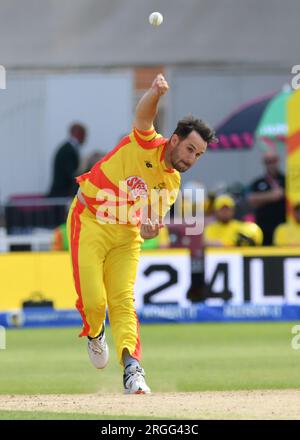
top-left (154, 182), bottom-right (167, 192)
top-left (126, 176), bottom-right (148, 199)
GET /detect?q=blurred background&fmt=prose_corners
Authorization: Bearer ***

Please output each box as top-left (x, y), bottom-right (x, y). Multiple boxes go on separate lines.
top-left (0, 0), bottom-right (300, 327)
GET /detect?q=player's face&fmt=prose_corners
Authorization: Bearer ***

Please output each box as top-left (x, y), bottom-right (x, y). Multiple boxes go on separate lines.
top-left (263, 153), bottom-right (279, 176)
top-left (169, 131), bottom-right (207, 173)
top-left (216, 206), bottom-right (234, 223)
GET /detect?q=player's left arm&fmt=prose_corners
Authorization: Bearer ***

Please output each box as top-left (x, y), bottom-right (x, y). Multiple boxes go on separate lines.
top-left (133, 74), bottom-right (169, 131)
top-left (140, 202), bottom-right (163, 239)
top-left (140, 218), bottom-right (164, 239)
top-left (140, 189), bottom-right (176, 240)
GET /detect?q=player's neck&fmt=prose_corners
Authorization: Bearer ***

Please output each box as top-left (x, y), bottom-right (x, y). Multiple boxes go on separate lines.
top-left (164, 145), bottom-right (173, 169)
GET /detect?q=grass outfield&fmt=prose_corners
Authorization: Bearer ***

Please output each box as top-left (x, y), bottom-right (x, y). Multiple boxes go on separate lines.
top-left (0, 322), bottom-right (299, 395)
top-left (0, 410), bottom-right (164, 420)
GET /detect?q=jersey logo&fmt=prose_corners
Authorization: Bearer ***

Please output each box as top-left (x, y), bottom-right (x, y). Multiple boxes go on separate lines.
top-left (154, 182), bottom-right (167, 192)
top-left (145, 160), bottom-right (153, 168)
top-left (126, 176), bottom-right (148, 199)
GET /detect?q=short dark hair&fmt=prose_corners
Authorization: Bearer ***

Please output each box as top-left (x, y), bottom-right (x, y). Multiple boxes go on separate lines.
top-left (173, 115), bottom-right (218, 144)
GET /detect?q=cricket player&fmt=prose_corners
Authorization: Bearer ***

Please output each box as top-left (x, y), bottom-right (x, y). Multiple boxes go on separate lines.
top-left (67, 74), bottom-right (216, 394)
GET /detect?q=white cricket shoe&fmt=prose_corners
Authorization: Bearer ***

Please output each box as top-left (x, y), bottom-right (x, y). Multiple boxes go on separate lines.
top-left (87, 326), bottom-right (109, 369)
top-left (123, 365), bottom-right (151, 394)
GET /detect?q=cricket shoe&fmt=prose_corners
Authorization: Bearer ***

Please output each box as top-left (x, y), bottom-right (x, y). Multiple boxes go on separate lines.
top-left (123, 364), bottom-right (151, 394)
top-left (87, 325), bottom-right (109, 369)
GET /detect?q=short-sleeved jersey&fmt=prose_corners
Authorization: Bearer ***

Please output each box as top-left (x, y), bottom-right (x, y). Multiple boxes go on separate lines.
top-left (273, 222), bottom-right (300, 246)
top-left (204, 220), bottom-right (244, 246)
top-left (205, 220), bottom-right (263, 246)
top-left (76, 127), bottom-right (181, 225)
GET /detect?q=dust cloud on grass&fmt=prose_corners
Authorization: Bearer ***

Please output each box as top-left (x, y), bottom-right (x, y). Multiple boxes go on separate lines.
top-left (0, 390), bottom-right (300, 419)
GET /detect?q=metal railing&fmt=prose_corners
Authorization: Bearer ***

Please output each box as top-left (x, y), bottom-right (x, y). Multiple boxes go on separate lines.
top-left (4, 196), bottom-right (72, 235)
top-left (0, 196), bottom-right (72, 251)
top-left (0, 228), bottom-right (54, 252)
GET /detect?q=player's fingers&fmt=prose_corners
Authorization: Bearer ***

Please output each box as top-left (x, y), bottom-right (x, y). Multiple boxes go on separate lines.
top-left (148, 224), bottom-right (156, 233)
top-left (153, 75), bottom-right (164, 86)
top-left (153, 75), bottom-right (168, 94)
top-left (156, 73), bottom-right (165, 81)
top-left (157, 78), bottom-right (168, 87)
top-left (146, 217), bottom-right (152, 224)
top-left (144, 225), bottom-right (151, 234)
top-left (153, 223), bottom-right (160, 233)
top-left (159, 84), bottom-right (169, 95)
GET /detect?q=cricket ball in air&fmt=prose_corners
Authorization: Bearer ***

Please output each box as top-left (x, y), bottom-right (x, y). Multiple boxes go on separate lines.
top-left (149, 12), bottom-right (163, 26)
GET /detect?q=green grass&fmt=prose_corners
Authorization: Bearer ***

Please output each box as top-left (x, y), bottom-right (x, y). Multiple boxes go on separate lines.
top-left (0, 323), bottom-right (299, 394)
top-left (0, 410), bottom-right (163, 420)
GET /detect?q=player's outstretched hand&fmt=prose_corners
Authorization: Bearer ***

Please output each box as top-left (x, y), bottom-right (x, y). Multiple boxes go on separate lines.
top-left (151, 74), bottom-right (169, 97)
top-left (140, 218), bottom-right (163, 239)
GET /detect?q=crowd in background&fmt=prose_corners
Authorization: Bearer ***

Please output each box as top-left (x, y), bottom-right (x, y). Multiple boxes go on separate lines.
top-left (46, 122), bottom-right (300, 251)
top-left (1, 121), bottom-right (298, 250)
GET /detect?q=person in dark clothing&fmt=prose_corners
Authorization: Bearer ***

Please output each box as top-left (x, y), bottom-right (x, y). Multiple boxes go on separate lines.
top-left (48, 123), bottom-right (87, 197)
top-left (247, 150), bottom-right (285, 245)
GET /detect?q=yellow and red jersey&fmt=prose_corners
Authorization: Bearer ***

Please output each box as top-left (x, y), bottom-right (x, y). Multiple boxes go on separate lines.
top-left (76, 127), bottom-right (181, 225)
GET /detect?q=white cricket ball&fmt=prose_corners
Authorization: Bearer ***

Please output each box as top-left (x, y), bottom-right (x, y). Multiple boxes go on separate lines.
top-left (149, 12), bottom-right (163, 26)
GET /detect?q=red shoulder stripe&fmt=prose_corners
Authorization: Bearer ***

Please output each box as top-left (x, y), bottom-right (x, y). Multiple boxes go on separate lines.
top-left (133, 129), bottom-right (167, 149)
top-left (134, 128), bottom-right (155, 137)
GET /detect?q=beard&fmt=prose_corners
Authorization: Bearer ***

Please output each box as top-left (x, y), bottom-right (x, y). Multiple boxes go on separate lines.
top-left (173, 160), bottom-right (189, 173)
top-left (168, 146), bottom-right (191, 172)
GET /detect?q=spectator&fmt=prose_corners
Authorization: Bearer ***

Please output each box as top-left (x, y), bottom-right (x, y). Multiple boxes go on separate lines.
top-left (227, 181), bottom-right (253, 221)
top-left (51, 150), bottom-right (106, 251)
top-left (247, 150), bottom-right (285, 245)
top-left (273, 201), bottom-right (300, 246)
top-left (48, 123), bottom-right (87, 197)
top-left (204, 194), bottom-right (263, 247)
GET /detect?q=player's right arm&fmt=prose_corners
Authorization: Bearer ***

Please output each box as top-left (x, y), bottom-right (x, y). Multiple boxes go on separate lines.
top-left (133, 74), bottom-right (169, 131)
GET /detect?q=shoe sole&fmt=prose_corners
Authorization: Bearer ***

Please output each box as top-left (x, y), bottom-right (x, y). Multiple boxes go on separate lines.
top-left (124, 389), bottom-right (151, 395)
top-left (94, 360), bottom-right (109, 369)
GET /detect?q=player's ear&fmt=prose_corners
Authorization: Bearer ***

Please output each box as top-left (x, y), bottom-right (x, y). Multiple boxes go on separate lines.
top-left (170, 134), bottom-right (180, 147)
